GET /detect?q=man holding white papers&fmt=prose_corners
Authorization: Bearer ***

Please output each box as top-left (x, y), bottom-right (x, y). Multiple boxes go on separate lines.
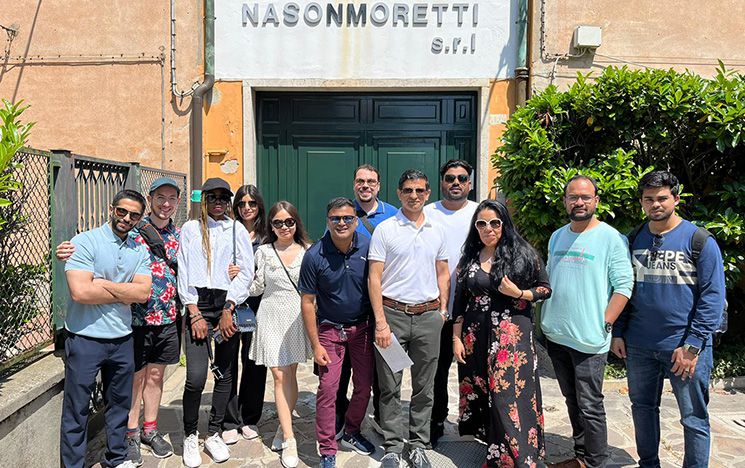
top-left (368, 170), bottom-right (450, 468)
top-left (299, 198), bottom-right (375, 468)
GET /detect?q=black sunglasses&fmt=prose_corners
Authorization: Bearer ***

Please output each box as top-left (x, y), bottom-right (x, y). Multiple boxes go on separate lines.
top-left (236, 200), bottom-right (258, 209)
top-left (475, 218), bottom-right (503, 230)
top-left (401, 187), bottom-right (428, 195)
top-left (328, 215), bottom-right (357, 225)
top-left (444, 174), bottom-right (469, 184)
top-left (204, 193), bottom-right (231, 204)
top-left (271, 218), bottom-right (296, 229)
top-left (113, 206), bottom-right (143, 222)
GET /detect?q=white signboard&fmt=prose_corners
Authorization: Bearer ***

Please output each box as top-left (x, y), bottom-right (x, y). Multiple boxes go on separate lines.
top-left (215, 1), bottom-right (519, 80)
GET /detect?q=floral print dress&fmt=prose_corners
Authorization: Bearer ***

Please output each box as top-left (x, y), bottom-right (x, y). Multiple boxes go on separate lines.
top-left (454, 261), bottom-right (551, 467)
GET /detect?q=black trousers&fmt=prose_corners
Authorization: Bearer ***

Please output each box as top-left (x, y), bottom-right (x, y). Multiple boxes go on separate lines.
top-left (431, 319), bottom-right (454, 424)
top-left (547, 339), bottom-right (609, 468)
top-left (182, 314), bottom-right (240, 436)
top-left (60, 333), bottom-right (134, 468)
top-left (224, 331), bottom-right (268, 429)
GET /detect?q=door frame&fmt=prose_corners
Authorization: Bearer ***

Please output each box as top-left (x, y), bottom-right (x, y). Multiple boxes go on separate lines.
top-left (242, 79), bottom-right (494, 201)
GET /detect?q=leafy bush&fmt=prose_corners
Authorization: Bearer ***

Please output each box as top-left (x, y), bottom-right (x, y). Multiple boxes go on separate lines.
top-left (494, 64), bottom-right (745, 328)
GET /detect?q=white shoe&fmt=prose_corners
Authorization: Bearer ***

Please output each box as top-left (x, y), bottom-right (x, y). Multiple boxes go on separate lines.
top-left (114, 461), bottom-right (138, 468)
top-left (271, 426), bottom-right (284, 451)
top-left (281, 438), bottom-right (299, 468)
top-left (240, 424), bottom-right (260, 440)
top-left (182, 433), bottom-right (203, 468)
top-left (204, 433), bottom-right (230, 463)
top-left (222, 429), bottom-right (239, 445)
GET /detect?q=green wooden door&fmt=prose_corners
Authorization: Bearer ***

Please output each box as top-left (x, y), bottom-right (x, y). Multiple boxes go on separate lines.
top-left (257, 92), bottom-right (477, 239)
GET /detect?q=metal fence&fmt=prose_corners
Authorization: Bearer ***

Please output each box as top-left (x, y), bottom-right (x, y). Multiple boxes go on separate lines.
top-left (0, 148), bottom-right (188, 371)
top-left (0, 149), bottom-right (53, 368)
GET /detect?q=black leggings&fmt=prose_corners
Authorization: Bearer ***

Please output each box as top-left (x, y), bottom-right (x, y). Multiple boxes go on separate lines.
top-left (182, 312), bottom-right (240, 436)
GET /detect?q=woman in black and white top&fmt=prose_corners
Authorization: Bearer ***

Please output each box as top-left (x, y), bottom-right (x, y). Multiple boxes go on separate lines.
top-left (176, 177), bottom-right (254, 468)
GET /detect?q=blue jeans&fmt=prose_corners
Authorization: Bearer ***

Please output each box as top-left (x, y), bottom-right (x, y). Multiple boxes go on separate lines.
top-left (626, 345), bottom-right (713, 468)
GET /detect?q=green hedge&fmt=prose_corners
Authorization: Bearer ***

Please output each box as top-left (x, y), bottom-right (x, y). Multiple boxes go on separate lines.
top-left (493, 65), bottom-right (745, 331)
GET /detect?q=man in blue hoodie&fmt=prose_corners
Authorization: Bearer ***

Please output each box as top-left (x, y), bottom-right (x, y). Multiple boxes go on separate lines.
top-left (611, 171), bottom-right (725, 468)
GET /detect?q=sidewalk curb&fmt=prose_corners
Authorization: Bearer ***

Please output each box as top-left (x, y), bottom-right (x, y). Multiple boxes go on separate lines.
top-left (603, 375), bottom-right (745, 392)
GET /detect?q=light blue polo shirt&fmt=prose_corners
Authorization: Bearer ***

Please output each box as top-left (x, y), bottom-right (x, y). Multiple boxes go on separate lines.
top-left (354, 198), bottom-right (398, 238)
top-left (65, 223), bottom-right (151, 339)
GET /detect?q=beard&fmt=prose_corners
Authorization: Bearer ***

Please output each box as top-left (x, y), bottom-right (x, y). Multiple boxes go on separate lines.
top-left (568, 207), bottom-right (595, 221)
top-left (647, 209), bottom-right (673, 222)
top-left (442, 187), bottom-right (468, 202)
top-left (110, 215), bottom-right (135, 235)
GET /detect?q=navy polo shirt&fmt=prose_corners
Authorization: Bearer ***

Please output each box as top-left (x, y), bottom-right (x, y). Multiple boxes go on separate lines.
top-left (354, 198), bottom-right (398, 238)
top-left (298, 231), bottom-right (371, 324)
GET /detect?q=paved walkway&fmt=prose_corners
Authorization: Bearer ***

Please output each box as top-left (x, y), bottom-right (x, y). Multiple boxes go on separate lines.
top-left (88, 349), bottom-right (745, 468)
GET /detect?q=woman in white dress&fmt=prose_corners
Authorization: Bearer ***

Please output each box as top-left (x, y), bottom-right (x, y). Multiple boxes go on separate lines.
top-left (249, 200), bottom-right (312, 468)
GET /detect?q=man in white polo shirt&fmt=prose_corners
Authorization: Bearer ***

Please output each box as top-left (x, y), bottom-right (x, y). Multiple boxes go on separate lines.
top-left (424, 159), bottom-right (478, 447)
top-left (369, 169), bottom-right (450, 468)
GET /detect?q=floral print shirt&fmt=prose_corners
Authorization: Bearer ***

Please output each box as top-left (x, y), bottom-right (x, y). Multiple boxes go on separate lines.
top-left (130, 217), bottom-right (180, 326)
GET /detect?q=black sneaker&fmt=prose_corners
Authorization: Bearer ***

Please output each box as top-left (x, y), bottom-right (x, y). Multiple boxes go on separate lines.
top-left (340, 432), bottom-right (375, 455)
top-left (380, 452), bottom-right (403, 468)
top-left (429, 422), bottom-right (444, 449)
top-left (125, 433), bottom-right (143, 467)
top-left (407, 447), bottom-right (432, 468)
top-left (140, 430), bottom-right (174, 459)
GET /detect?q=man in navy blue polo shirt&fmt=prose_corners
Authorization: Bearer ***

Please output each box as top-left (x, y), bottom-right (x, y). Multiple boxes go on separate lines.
top-left (300, 197), bottom-right (376, 468)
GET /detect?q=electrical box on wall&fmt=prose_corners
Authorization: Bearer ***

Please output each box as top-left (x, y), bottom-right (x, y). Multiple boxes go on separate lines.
top-left (573, 26), bottom-right (602, 50)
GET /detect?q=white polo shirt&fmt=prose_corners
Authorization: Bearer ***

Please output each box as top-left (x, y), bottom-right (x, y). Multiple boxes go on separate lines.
top-left (368, 209), bottom-right (449, 304)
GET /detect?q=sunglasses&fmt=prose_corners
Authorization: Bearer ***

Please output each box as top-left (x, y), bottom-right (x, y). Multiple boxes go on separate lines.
top-left (236, 200), bottom-right (258, 209)
top-left (204, 193), bottom-right (231, 204)
top-left (271, 218), bottom-right (296, 229)
top-left (328, 215), bottom-right (357, 225)
top-left (113, 206), bottom-right (143, 222)
top-left (401, 187), bottom-right (428, 195)
top-left (354, 178), bottom-right (379, 186)
top-left (475, 218), bottom-right (503, 230)
top-left (444, 174), bottom-right (469, 184)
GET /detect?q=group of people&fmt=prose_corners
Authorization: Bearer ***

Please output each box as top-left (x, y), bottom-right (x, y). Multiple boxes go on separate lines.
top-left (57, 161), bottom-right (725, 468)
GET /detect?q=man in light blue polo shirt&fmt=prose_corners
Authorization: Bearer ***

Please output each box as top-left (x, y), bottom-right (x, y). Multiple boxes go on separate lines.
top-left (61, 189), bottom-right (152, 468)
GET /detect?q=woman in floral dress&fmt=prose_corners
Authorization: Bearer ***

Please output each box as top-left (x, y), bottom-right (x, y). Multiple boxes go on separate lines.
top-left (452, 200), bottom-right (551, 467)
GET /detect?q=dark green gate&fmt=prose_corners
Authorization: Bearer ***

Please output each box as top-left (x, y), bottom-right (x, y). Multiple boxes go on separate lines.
top-left (257, 92), bottom-right (477, 238)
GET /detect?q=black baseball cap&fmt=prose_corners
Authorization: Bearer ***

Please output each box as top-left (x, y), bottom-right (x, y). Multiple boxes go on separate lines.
top-left (201, 177), bottom-right (233, 196)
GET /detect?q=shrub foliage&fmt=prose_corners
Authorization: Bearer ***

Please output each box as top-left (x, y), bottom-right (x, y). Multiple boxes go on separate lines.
top-left (493, 65), bottom-right (745, 327)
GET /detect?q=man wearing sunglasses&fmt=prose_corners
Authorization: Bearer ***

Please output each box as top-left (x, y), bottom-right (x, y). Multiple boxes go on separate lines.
top-left (610, 171), bottom-right (725, 468)
top-left (541, 175), bottom-right (633, 468)
top-left (299, 198), bottom-right (376, 468)
top-left (423, 159), bottom-right (478, 447)
top-left (57, 178), bottom-right (183, 464)
top-left (369, 170), bottom-right (450, 468)
top-left (61, 189), bottom-right (153, 468)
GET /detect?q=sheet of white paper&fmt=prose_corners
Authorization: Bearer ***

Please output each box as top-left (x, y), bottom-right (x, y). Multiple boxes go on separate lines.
top-left (374, 333), bottom-right (414, 373)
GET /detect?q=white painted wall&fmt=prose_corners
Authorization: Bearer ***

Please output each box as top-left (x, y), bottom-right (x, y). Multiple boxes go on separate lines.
top-left (216, 1), bottom-right (519, 80)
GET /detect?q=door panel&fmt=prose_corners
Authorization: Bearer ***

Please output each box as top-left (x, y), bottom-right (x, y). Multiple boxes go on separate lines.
top-left (369, 133), bottom-right (442, 205)
top-left (257, 92), bottom-right (477, 239)
top-left (293, 135), bottom-right (362, 236)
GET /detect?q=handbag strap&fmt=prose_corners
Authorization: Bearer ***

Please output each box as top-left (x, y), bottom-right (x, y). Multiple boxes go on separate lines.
top-left (272, 243), bottom-right (301, 295)
top-left (232, 221), bottom-right (237, 264)
top-left (356, 208), bottom-right (376, 235)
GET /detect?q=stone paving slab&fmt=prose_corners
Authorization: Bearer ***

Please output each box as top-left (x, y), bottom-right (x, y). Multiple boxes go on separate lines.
top-left (87, 354), bottom-right (745, 468)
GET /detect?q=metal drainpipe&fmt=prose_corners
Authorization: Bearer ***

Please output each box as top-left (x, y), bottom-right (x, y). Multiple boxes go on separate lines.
top-left (189, 0), bottom-right (215, 218)
top-left (515, 0), bottom-right (530, 106)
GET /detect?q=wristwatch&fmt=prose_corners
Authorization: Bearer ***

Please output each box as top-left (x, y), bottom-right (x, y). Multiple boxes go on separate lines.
top-left (604, 321), bottom-right (613, 333)
top-left (439, 309), bottom-right (451, 320)
top-left (683, 343), bottom-right (702, 356)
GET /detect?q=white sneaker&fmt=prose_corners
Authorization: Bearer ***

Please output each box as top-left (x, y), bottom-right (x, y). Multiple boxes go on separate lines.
top-left (280, 438), bottom-right (299, 468)
top-left (182, 433), bottom-right (203, 468)
top-left (240, 424), bottom-right (260, 440)
top-left (204, 433), bottom-right (230, 463)
top-left (114, 461), bottom-right (138, 468)
top-left (222, 429), bottom-right (239, 445)
top-left (271, 426), bottom-right (284, 451)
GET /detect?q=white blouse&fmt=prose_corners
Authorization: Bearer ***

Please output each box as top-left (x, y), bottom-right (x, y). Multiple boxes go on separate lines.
top-left (177, 216), bottom-right (255, 306)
